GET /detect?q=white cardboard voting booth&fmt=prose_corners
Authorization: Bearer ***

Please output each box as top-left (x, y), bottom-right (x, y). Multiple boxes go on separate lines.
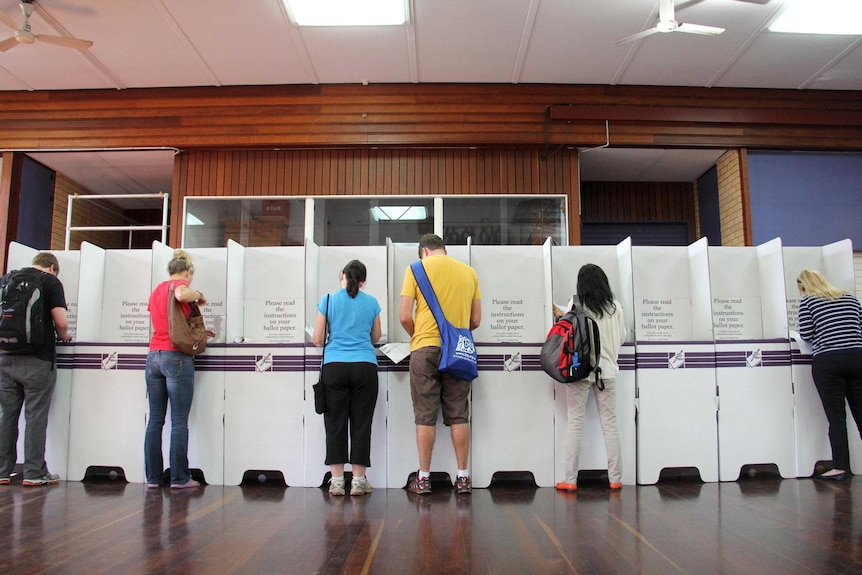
top-left (710, 240), bottom-right (796, 480)
top-left (223, 242), bottom-right (306, 486)
top-left (783, 239), bottom-right (862, 476)
top-left (303, 244), bottom-right (388, 488)
top-left (550, 239), bottom-right (637, 486)
top-left (633, 239), bottom-right (718, 484)
top-left (67, 243), bottom-right (150, 482)
top-left (7, 242), bottom-right (79, 480)
top-left (6, 236), bottom-right (860, 487)
top-left (471, 244), bottom-right (555, 487)
top-left (385, 242), bottom-right (469, 487)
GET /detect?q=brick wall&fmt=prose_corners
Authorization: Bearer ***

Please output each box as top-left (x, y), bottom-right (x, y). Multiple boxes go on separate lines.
top-left (716, 150), bottom-right (749, 246)
top-left (52, 173), bottom-right (125, 250)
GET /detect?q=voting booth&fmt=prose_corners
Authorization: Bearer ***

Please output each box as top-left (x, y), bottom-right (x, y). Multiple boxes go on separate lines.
top-left (710, 240), bottom-right (795, 480)
top-left (783, 239), bottom-right (861, 476)
top-left (67, 243), bottom-right (150, 482)
top-left (223, 242), bottom-right (306, 486)
top-left (385, 242), bottom-right (469, 487)
top-left (550, 239), bottom-right (636, 486)
top-left (633, 239), bottom-right (718, 484)
top-left (303, 244), bottom-right (388, 488)
top-left (471, 244), bottom-right (555, 487)
top-left (7, 242), bottom-right (79, 480)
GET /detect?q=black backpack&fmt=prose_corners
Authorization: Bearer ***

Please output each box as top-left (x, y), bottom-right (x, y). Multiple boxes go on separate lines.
top-left (0, 268), bottom-right (47, 354)
top-left (540, 299), bottom-right (603, 389)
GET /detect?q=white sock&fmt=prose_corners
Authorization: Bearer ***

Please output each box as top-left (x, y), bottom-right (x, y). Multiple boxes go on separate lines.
top-left (457, 469), bottom-right (469, 478)
top-left (418, 470), bottom-right (430, 480)
top-left (331, 475), bottom-right (344, 482)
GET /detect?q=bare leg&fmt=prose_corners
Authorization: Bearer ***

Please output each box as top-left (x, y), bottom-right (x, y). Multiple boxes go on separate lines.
top-left (451, 423), bottom-right (470, 470)
top-left (416, 424), bottom-right (436, 472)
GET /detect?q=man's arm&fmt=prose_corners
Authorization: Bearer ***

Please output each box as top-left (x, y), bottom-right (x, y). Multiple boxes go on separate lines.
top-left (469, 298), bottom-right (481, 331)
top-left (51, 307), bottom-right (71, 342)
top-left (399, 296), bottom-right (415, 337)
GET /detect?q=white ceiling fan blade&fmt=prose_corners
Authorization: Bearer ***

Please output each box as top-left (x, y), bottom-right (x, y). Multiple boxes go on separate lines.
top-left (615, 27), bottom-right (660, 46)
top-left (677, 23), bottom-right (725, 36)
top-left (0, 9), bottom-right (17, 30)
top-left (37, 33), bottom-right (93, 50)
top-left (658, 0), bottom-right (676, 23)
top-left (0, 35), bottom-right (19, 52)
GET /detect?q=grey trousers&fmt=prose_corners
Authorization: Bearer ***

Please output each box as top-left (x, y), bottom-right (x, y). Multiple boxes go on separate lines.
top-left (0, 355), bottom-right (57, 479)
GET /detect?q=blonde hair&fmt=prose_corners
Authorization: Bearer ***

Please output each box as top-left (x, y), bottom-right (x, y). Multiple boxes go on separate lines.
top-left (167, 249), bottom-right (194, 275)
top-left (797, 269), bottom-right (846, 300)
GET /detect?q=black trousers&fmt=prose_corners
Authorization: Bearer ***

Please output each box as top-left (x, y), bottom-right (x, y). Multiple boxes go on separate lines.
top-left (812, 350), bottom-right (862, 472)
top-left (322, 361), bottom-right (379, 467)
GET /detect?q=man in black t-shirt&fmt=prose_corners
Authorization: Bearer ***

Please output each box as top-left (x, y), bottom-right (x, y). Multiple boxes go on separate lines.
top-left (0, 252), bottom-right (71, 487)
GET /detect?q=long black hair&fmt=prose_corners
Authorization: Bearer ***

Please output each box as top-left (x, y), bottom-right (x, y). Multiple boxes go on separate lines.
top-left (576, 263), bottom-right (616, 318)
top-left (343, 259), bottom-right (367, 298)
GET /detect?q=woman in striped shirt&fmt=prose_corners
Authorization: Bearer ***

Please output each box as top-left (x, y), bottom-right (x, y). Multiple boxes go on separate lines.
top-left (797, 269), bottom-right (862, 481)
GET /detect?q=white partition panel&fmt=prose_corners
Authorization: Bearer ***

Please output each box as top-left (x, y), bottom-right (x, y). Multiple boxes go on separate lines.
top-left (151, 243), bottom-right (228, 485)
top-left (304, 245), bottom-right (388, 488)
top-left (224, 245), bottom-right (305, 486)
top-left (68, 245), bottom-right (151, 482)
top-left (710, 242), bottom-right (795, 480)
top-left (386, 243), bottom-right (468, 487)
top-left (471, 245), bottom-right (553, 487)
top-left (633, 240), bottom-right (718, 484)
top-left (550, 241), bottom-right (637, 486)
top-left (783, 240), bottom-right (861, 476)
top-left (7, 243), bottom-right (79, 480)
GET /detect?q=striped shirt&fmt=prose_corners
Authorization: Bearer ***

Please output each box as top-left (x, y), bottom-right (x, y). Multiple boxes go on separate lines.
top-left (798, 294), bottom-right (862, 356)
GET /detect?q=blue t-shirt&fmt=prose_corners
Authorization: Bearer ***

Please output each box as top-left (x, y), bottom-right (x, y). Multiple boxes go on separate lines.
top-left (318, 288), bottom-right (380, 365)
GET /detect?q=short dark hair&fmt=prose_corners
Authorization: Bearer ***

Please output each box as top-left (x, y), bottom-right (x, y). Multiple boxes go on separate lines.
top-left (32, 252), bottom-right (60, 275)
top-left (418, 233), bottom-right (446, 258)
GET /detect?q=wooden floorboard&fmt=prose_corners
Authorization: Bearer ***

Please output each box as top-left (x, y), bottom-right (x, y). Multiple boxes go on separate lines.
top-left (1, 476), bottom-right (861, 574)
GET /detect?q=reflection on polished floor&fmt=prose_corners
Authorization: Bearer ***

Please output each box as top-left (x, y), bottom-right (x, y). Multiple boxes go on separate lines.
top-left (0, 474), bottom-right (859, 574)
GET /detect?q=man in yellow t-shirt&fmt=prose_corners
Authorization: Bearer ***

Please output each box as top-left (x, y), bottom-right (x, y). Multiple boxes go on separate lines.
top-left (399, 234), bottom-right (481, 495)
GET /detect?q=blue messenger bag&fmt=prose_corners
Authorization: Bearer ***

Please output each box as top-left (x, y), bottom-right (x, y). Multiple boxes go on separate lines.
top-left (411, 261), bottom-right (478, 382)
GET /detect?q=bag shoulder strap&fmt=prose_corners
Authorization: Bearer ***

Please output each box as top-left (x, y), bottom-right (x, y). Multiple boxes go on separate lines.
top-left (321, 294), bottom-right (330, 363)
top-left (410, 261), bottom-right (447, 329)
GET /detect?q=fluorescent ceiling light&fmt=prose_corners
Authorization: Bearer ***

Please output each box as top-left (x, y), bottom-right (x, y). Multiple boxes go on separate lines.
top-left (284, 0), bottom-right (407, 26)
top-left (769, 0), bottom-right (862, 35)
top-left (370, 206), bottom-right (427, 221)
top-left (186, 213), bottom-right (204, 226)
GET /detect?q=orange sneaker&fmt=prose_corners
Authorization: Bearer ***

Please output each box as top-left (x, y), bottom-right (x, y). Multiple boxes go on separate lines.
top-left (609, 482), bottom-right (622, 490)
top-left (555, 482), bottom-right (577, 492)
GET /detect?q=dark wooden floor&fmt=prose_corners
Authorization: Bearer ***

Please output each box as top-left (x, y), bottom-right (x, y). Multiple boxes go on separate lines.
top-left (1, 474), bottom-right (861, 575)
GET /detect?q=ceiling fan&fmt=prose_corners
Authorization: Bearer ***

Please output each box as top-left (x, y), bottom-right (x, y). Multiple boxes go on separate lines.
top-left (0, 0), bottom-right (93, 52)
top-left (616, 0), bottom-right (725, 45)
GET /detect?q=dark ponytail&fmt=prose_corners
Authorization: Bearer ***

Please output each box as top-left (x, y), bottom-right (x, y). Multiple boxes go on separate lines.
top-left (343, 260), bottom-right (367, 298)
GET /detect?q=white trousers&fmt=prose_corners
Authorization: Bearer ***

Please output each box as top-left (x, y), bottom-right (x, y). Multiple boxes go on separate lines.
top-left (563, 377), bottom-right (622, 484)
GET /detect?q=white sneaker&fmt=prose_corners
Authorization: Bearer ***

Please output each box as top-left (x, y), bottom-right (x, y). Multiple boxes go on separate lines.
top-left (329, 477), bottom-right (345, 496)
top-left (350, 476), bottom-right (372, 496)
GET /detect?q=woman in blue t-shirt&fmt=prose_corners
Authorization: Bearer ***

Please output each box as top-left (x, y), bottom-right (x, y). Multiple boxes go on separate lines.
top-left (313, 260), bottom-right (382, 496)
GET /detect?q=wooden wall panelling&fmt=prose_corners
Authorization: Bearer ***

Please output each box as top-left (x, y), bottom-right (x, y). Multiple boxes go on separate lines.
top-left (171, 147), bottom-right (581, 246)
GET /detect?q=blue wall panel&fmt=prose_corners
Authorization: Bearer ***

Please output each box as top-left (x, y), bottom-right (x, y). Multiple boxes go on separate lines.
top-left (748, 151), bottom-right (862, 247)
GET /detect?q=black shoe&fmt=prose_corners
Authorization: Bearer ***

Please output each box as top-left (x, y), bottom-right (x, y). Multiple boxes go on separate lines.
top-left (816, 471), bottom-right (847, 482)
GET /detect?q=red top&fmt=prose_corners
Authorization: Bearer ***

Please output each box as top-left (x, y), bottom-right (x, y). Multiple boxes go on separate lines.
top-left (148, 279), bottom-right (191, 351)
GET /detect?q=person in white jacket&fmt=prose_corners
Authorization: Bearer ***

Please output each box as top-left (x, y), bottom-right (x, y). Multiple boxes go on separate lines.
top-left (556, 263), bottom-right (627, 492)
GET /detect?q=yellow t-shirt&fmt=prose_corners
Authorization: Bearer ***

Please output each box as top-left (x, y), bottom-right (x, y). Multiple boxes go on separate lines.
top-left (401, 255), bottom-right (481, 352)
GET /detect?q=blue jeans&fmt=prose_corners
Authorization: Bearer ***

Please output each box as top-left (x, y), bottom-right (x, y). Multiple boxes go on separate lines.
top-left (0, 355), bottom-right (56, 479)
top-left (144, 351), bottom-right (195, 485)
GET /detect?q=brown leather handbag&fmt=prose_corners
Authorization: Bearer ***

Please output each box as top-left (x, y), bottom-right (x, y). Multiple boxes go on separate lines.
top-left (167, 281), bottom-right (208, 355)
